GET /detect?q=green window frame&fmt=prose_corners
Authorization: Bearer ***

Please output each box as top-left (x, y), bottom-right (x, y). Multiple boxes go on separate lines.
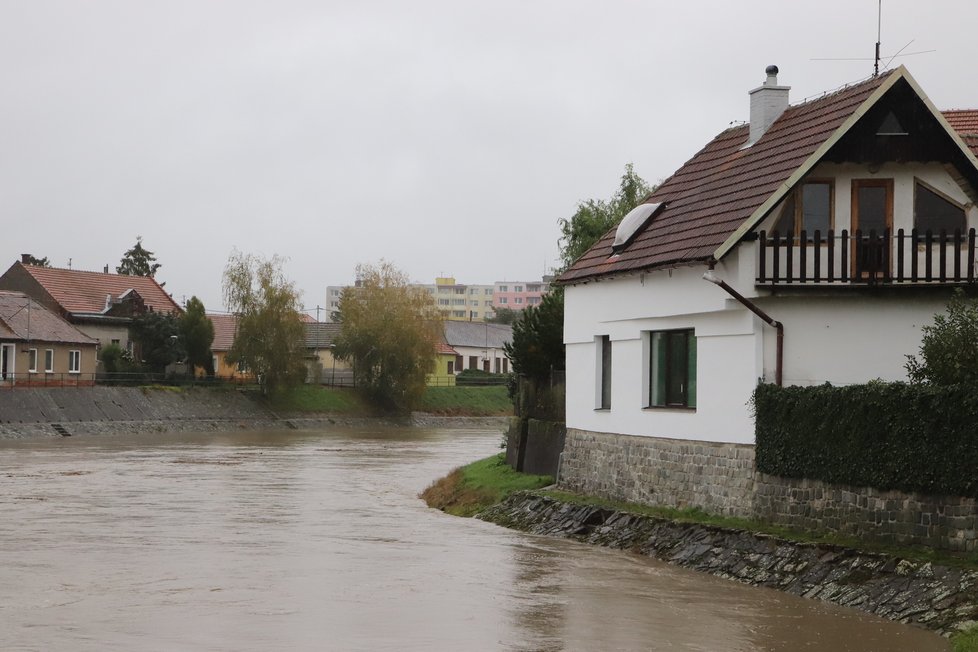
top-left (649, 330), bottom-right (696, 408)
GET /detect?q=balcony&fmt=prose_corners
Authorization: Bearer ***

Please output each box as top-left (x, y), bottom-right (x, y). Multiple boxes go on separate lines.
top-left (756, 228), bottom-right (978, 286)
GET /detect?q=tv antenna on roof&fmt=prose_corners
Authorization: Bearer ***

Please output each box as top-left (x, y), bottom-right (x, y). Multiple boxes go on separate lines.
top-left (811, 0), bottom-right (935, 76)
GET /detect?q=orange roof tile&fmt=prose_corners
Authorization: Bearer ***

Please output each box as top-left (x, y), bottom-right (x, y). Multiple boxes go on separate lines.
top-left (17, 263), bottom-right (182, 315)
top-left (436, 341), bottom-right (458, 356)
top-left (944, 110), bottom-right (978, 135)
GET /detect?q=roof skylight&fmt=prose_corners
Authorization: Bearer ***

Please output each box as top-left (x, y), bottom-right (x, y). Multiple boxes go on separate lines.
top-left (612, 203), bottom-right (664, 253)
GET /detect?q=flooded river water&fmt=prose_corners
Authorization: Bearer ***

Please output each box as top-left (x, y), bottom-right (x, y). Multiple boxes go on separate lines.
top-left (0, 426), bottom-right (948, 651)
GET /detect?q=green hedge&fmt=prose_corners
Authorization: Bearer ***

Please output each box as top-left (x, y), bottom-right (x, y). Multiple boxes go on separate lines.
top-left (753, 382), bottom-right (978, 498)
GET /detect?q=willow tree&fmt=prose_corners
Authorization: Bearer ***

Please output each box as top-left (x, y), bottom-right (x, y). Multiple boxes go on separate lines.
top-left (333, 261), bottom-right (440, 412)
top-left (222, 251), bottom-right (306, 395)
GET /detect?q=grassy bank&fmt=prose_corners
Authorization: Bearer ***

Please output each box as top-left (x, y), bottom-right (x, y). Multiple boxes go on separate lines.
top-left (420, 453), bottom-right (552, 517)
top-left (268, 384), bottom-right (513, 417)
top-left (417, 385), bottom-right (512, 416)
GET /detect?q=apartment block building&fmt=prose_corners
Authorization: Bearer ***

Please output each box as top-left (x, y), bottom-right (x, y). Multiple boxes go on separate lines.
top-left (325, 275), bottom-right (551, 322)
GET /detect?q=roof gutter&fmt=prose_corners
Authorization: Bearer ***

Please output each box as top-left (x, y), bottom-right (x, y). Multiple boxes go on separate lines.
top-left (702, 268), bottom-right (783, 387)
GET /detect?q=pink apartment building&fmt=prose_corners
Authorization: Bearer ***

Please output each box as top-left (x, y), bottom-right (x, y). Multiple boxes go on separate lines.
top-left (492, 277), bottom-right (552, 311)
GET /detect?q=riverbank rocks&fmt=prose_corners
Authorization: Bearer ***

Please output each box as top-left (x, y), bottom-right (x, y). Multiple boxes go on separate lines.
top-left (479, 493), bottom-right (978, 636)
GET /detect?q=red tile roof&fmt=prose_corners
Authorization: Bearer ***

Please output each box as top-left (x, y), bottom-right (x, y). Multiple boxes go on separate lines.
top-left (436, 341), bottom-right (458, 356)
top-left (0, 291), bottom-right (97, 345)
top-left (559, 71), bottom-right (896, 284)
top-left (16, 263), bottom-right (182, 315)
top-left (943, 110), bottom-right (978, 135)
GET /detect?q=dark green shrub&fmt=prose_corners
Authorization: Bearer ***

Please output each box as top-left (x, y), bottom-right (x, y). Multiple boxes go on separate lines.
top-left (455, 369), bottom-right (509, 386)
top-left (754, 382), bottom-right (978, 497)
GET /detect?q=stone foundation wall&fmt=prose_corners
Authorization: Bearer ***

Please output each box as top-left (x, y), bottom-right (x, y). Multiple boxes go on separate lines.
top-left (560, 428), bottom-right (978, 551)
top-left (559, 428), bottom-right (756, 517)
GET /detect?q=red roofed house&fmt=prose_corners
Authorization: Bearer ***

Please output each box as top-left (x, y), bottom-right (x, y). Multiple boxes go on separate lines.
top-left (0, 257), bottom-right (183, 358)
top-left (556, 66), bottom-right (978, 504)
top-left (0, 291), bottom-right (99, 386)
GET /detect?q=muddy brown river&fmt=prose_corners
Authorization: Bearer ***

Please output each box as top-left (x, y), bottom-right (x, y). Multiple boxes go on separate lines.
top-left (0, 427), bottom-right (948, 651)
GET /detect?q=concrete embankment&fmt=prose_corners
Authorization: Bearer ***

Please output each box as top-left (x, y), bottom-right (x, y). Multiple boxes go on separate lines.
top-left (479, 493), bottom-right (978, 637)
top-left (0, 387), bottom-right (508, 438)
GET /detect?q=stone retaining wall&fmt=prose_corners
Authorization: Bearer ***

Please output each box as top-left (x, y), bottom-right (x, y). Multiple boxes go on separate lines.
top-left (0, 387), bottom-right (510, 439)
top-left (479, 493), bottom-right (978, 636)
top-left (560, 428), bottom-right (978, 552)
top-left (754, 473), bottom-right (978, 553)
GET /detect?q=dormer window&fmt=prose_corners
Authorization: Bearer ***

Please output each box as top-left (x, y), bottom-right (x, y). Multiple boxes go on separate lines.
top-left (914, 180), bottom-right (966, 235)
top-left (773, 180), bottom-right (834, 239)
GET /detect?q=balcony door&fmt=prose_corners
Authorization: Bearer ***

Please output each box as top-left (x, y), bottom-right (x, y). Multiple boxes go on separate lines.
top-left (851, 179), bottom-right (893, 278)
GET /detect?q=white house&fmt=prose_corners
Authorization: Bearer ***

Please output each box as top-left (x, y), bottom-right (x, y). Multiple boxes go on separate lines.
top-left (558, 65), bottom-right (978, 447)
top-left (442, 320), bottom-right (513, 374)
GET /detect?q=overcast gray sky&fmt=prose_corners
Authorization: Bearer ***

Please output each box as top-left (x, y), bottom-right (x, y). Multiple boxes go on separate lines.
top-left (3, 1), bottom-right (976, 315)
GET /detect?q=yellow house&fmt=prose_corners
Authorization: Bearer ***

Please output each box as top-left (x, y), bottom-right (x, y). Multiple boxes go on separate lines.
top-left (428, 341), bottom-right (458, 387)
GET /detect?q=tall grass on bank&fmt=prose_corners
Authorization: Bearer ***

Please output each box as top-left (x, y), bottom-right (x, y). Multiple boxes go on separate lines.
top-left (417, 386), bottom-right (513, 416)
top-left (421, 453), bottom-right (552, 517)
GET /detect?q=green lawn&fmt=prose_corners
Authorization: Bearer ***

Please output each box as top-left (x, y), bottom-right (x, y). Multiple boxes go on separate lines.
top-left (417, 385), bottom-right (513, 416)
top-left (269, 385), bottom-right (369, 414)
top-left (268, 384), bottom-right (513, 417)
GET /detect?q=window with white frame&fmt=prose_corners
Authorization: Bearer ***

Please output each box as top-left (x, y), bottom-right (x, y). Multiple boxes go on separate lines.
top-left (45, 349), bottom-right (54, 372)
top-left (68, 350), bottom-right (81, 374)
top-left (498, 297), bottom-right (508, 304)
top-left (498, 285), bottom-right (508, 292)
top-left (647, 330), bottom-right (696, 408)
top-left (28, 348), bottom-right (37, 373)
top-left (514, 285), bottom-right (523, 292)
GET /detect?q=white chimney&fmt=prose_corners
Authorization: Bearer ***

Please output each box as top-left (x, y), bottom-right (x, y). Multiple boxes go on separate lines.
top-left (747, 65), bottom-right (790, 146)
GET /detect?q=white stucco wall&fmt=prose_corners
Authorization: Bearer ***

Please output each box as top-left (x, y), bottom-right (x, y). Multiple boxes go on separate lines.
top-left (564, 260), bottom-right (764, 444)
top-left (565, 260), bottom-right (955, 445)
top-left (564, 161), bottom-right (973, 445)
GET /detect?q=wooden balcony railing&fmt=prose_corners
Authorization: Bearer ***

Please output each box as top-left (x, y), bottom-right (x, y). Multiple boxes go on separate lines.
top-left (756, 228), bottom-right (978, 285)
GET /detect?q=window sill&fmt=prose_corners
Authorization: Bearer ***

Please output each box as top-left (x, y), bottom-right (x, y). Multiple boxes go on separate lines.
top-left (643, 405), bottom-right (696, 413)
top-left (593, 407), bottom-right (611, 412)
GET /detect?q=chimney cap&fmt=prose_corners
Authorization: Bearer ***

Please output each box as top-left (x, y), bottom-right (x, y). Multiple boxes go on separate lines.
top-left (765, 64), bottom-right (779, 76)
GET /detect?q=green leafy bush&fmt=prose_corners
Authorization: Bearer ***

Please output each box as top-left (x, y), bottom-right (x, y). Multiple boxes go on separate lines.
top-left (754, 382), bottom-right (978, 497)
top-left (906, 290), bottom-right (978, 386)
